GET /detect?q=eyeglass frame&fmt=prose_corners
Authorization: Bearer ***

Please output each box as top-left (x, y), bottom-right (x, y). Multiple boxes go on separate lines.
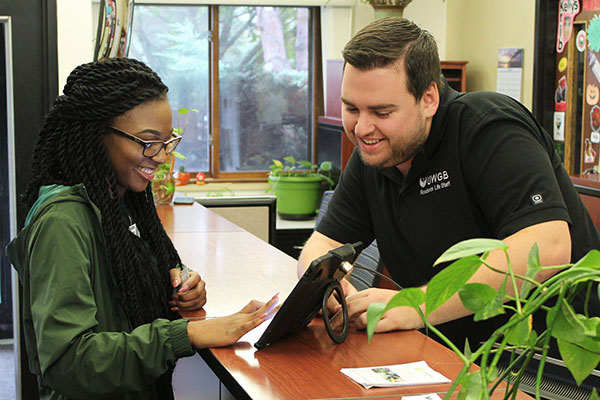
top-left (108, 126), bottom-right (182, 158)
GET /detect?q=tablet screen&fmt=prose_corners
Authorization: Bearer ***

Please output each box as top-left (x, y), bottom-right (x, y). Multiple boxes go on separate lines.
top-left (254, 242), bottom-right (362, 350)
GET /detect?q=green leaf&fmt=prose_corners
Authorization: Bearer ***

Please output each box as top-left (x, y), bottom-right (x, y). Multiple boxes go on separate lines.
top-left (366, 302), bottom-right (386, 341)
top-left (426, 255), bottom-right (483, 317)
top-left (520, 243), bottom-right (541, 297)
top-left (506, 314), bottom-right (532, 346)
top-left (386, 287), bottom-right (425, 310)
top-left (572, 249), bottom-right (600, 270)
top-left (434, 238), bottom-right (507, 266)
top-left (550, 302), bottom-right (600, 352)
top-left (172, 151), bottom-right (186, 160)
top-left (366, 289), bottom-right (425, 341)
top-left (459, 282), bottom-right (505, 321)
top-left (178, 107), bottom-right (199, 114)
top-left (272, 159), bottom-right (283, 169)
top-left (590, 388), bottom-right (599, 400)
top-left (558, 339), bottom-right (600, 386)
top-left (283, 156), bottom-right (295, 164)
top-left (457, 370), bottom-right (485, 400)
top-left (298, 160), bottom-right (313, 169)
top-left (320, 161), bottom-right (332, 171)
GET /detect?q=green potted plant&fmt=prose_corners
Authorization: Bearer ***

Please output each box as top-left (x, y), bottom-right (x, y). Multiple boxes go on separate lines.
top-left (367, 239), bottom-right (600, 400)
top-left (268, 156), bottom-right (337, 220)
top-left (151, 107), bottom-right (198, 204)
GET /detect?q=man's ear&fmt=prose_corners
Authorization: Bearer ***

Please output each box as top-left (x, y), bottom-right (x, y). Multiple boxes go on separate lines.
top-left (420, 82), bottom-right (440, 118)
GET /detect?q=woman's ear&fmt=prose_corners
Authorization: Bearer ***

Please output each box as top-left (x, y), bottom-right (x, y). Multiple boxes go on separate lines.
top-left (420, 82), bottom-right (440, 118)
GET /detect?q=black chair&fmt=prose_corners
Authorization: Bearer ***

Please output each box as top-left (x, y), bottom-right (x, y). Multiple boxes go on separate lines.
top-left (315, 191), bottom-right (384, 291)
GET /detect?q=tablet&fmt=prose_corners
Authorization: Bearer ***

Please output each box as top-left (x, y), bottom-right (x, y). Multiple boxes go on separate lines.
top-left (254, 242), bottom-right (362, 350)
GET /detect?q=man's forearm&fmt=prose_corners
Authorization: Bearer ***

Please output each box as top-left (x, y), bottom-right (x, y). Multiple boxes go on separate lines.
top-left (296, 231), bottom-right (343, 278)
top-left (422, 220), bottom-right (571, 326)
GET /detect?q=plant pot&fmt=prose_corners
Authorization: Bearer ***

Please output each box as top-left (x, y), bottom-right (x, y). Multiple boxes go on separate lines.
top-left (152, 173), bottom-right (176, 205)
top-left (269, 174), bottom-right (324, 220)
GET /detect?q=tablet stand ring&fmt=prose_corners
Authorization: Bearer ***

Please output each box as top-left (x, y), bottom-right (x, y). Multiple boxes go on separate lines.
top-left (321, 280), bottom-right (348, 344)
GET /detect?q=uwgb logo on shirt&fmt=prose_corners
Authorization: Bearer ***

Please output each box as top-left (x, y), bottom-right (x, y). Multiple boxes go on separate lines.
top-left (419, 170), bottom-right (451, 195)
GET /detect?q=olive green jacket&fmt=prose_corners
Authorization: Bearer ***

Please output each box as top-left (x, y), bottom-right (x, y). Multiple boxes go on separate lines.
top-left (7, 184), bottom-right (195, 399)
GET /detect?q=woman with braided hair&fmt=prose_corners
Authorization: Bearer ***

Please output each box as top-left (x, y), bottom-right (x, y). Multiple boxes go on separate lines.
top-left (7, 58), bottom-right (276, 399)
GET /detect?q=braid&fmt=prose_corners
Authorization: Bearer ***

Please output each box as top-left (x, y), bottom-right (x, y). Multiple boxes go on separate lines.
top-left (25, 58), bottom-right (180, 327)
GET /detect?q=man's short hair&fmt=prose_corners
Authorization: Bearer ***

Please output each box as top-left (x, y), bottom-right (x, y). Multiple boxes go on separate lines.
top-left (342, 17), bottom-right (442, 101)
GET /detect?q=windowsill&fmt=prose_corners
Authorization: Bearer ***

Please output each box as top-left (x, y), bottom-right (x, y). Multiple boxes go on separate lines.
top-left (175, 181), bottom-right (272, 198)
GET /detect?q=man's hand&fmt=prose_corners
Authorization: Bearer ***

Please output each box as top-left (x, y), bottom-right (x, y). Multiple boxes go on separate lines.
top-left (330, 288), bottom-right (423, 332)
top-left (169, 268), bottom-right (207, 311)
top-left (326, 277), bottom-right (357, 312)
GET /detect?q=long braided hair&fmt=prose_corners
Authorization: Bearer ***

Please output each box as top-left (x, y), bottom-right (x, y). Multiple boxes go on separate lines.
top-left (24, 58), bottom-right (181, 327)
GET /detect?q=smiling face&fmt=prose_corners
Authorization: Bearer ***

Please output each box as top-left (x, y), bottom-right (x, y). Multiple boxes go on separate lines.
top-left (341, 62), bottom-right (439, 174)
top-left (103, 97), bottom-right (173, 197)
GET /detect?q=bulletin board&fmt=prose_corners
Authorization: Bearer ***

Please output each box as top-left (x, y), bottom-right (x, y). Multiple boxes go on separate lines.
top-left (555, 0), bottom-right (600, 174)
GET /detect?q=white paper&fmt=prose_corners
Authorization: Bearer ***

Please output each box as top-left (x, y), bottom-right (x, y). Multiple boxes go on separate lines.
top-left (403, 395), bottom-right (443, 400)
top-left (340, 361), bottom-right (451, 389)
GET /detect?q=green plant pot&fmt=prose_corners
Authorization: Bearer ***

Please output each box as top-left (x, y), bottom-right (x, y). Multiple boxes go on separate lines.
top-left (269, 175), bottom-right (324, 220)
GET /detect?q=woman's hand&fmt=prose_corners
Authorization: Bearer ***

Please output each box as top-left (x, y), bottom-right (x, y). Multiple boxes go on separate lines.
top-left (187, 295), bottom-right (279, 348)
top-left (169, 268), bottom-right (207, 311)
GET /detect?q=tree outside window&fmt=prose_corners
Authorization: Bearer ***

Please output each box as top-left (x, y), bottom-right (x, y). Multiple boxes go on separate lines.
top-left (129, 5), bottom-right (314, 178)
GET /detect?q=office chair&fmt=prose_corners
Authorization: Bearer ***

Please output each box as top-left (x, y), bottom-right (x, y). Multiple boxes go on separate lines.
top-left (316, 191), bottom-right (384, 291)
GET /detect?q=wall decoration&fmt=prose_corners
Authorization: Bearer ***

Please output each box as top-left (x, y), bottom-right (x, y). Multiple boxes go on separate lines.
top-left (583, 0), bottom-right (600, 11)
top-left (557, 0), bottom-right (580, 53)
top-left (554, 111), bottom-right (565, 141)
top-left (558, 56), bottom-right (568, 72)
top-left (497, 48), bottom-right (523, 101)
top-left (587, 84), bottom-right (600, 105)
top-left (585, 138), bottom-right (597, 163)
top-left (555, 75), bottom-right (567, 111)
top-left (587, 15), bottom-right (600, 52)
top-left (576, 29), bottom-right (587, 52)
top-left (94, 0), bottom-right (134, 61)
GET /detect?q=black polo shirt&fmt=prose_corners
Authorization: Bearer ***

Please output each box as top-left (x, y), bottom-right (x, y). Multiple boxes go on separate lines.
top-left (317, 84), bottom-right (600, 346)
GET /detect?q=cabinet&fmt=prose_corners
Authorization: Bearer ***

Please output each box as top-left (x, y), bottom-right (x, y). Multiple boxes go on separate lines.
top-left (441, 61), bottom-right (468, 92)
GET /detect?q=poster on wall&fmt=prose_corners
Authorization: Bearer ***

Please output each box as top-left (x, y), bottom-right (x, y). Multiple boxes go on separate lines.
top-left (94, 0), bottom-right (134, 61)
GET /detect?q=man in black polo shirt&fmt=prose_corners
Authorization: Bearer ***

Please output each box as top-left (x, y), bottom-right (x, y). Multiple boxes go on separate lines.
top-left (298, 17), bottom-right (600, 347)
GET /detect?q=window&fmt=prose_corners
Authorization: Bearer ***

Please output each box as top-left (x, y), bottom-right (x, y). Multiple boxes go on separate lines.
top-left (129, 5), bottom-right (318, 179)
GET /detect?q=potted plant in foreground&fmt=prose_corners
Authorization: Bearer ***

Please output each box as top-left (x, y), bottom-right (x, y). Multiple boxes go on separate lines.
top-left (367, 239), bottom-right (600, 399)
top-left (268, 156), bottom-right (337, 220)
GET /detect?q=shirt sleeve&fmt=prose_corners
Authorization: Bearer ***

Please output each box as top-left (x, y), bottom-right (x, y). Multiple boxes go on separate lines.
top-left (317, 150), bottom-right (376, 247)
top-left (27, 206), bottom-right (195, 398)
top-left (460, 104), bottom-right (571, 239)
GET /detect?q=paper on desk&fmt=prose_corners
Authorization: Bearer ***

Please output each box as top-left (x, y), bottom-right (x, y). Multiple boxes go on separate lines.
top-left (340, 361), bottom-right (450, 389)
top-left (402, 394), bottom-right (442, 400)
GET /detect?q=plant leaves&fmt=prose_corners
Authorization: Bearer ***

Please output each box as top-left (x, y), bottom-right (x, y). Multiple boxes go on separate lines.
top-left (366, 289), bottom-right (425, 341)
top-left (434, 238), bottom-right (507, 266)
top-left (272, 159), bottom-right (283, 169)
top-left (298, 160), bottom-right (313, 169)
top-left (385, 287), bottom-right (426, 310)
top-left (459, 282), bottom-right (505, 321)
top-left (520, 243), bottom-right (541, 298)
top-left (426, 255), bottom-right (483, 317)
top-left (506, 314), bottom-right (532, 346)
top-left (572, 249), bottom-right (600, 270)
top-left (549, 302), bottom-right (600, 352)
top-left (557, 339), bottom-right (600, 386)
top-left (320, 161), bottom-right (332, 171)
top-left (283, 156), bottom-right (295, 164)
top-left (590, 388), bottom-right (599, 400)
top-left (457, 370), bottom-right (485, 400)
top-left (366, 302), bottom-right (386, 341)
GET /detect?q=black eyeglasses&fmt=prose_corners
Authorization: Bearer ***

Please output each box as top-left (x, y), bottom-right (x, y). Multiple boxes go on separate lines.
top-left (108, 126), bottom-right (182, 158)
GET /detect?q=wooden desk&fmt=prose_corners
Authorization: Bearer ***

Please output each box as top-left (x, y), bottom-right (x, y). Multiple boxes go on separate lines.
top-left (157, 204), bottom-right (529, 400)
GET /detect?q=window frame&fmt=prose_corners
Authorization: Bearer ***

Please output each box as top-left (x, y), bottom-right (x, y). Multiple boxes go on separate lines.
top-left (131, 4), bottom-right (323, 181)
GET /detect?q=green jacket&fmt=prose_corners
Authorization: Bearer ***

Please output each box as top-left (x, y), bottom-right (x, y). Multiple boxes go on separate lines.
top-left (7, 184), bottom-right (195, 399)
